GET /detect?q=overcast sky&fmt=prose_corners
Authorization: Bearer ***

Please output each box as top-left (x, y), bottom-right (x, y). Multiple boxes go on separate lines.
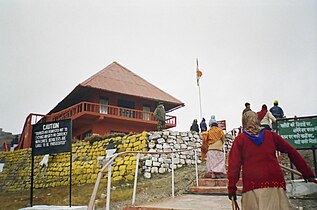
top-left (1, 0), bottom-right (316, 134)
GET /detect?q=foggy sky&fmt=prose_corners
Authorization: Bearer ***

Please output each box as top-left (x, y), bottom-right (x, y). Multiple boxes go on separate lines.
top-left (1, 0), bottom-right (316, 134)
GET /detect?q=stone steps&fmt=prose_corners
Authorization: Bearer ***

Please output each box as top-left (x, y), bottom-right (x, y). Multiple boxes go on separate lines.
top-left (188, 178), bottom-right (243, 195)
top-left (122, 178), bottom-right (243, 210)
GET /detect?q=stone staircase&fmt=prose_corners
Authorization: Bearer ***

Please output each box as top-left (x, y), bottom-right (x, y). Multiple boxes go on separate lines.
top-left (188, 177), bottom-right (242, 195)
top-left (123, 177), bottom-right (243, 210)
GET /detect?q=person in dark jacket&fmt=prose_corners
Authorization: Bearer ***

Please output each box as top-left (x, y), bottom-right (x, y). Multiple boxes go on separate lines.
top-left (190, 119), bottom-right (199, 133)
top-left (153, 102), bottom-right (166, 131)
top-left (270, 100), bottom-right (284, 131)
top-left (200, 118), bottom-right (207, 132)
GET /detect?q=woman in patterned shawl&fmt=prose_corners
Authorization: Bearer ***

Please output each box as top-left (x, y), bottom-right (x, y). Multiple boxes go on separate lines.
top-left (201, 115), bottom-right (226, 178)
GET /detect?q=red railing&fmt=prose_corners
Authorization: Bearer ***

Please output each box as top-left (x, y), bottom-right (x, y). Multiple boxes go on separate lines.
top-left (47, 102), bottom-right (176, 126)
top-left (16, 113), bottom-right (47, 150)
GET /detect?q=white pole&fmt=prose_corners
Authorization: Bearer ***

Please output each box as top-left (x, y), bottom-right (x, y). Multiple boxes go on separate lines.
top-left (106, 164), bottom-right (112, 210)
top-left (194, 149), bottom-right (199, 187)
top-left (132, 153), bottom-right (140, 205)
top-left (171, 155), bottom-right (175, 198)
top-left (223, 142), bottom-right (226, 171)
top-left (198, 84), bottom-right (203, 119)
top-left (196, 58), bottom-right (203, 119)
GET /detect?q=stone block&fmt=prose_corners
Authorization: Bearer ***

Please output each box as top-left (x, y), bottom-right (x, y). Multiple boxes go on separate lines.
top-left (145, 160), bottom-right (152, 167)
top-left (152, 161), bottom-right (161, 167)
top-left (156, 144), bottom-right (163, 149)
top-left (144, 172), bottom-right (151, 179)
top-left (151, 167), bottom-right (158, 173)
top-left (159, 167), bottom-right (166, 173)
top-left (157, 138), bottom-right (165, 144)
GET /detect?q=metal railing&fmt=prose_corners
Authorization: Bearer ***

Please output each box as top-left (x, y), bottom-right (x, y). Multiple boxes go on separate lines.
top-left (16, 113), bottom-right (47, 150)
top-left (88, 148), bottom-right (200, 210)
top-left (47, 101), bottom-right (176, 126)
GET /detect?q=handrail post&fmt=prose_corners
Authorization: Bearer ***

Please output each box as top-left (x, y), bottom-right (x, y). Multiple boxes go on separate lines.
top-left (132, 153), bottom-right (140, 205)
top-left (106, 164), bottom-right (112, 210)
top-left (88, 171), bottom-right (103, 210)
top-left (194, 149), bottom-right (199, 187)
top-left (171, 154), bottom-right (175, 198)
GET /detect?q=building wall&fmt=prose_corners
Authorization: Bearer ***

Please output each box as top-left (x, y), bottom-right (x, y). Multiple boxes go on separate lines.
top-left (87, 89), bottom-right (158, 112)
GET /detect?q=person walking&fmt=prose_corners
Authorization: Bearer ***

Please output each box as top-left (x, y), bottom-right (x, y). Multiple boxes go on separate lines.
top-left (228, 111), bottom-right (316, 210)
top-left (153, 102), bottom-right (166, 131)
top-left (242, 102), bottom-right (251, 125)
top-left (190, 119), bottom-right (200, 133)
top-left (208, 115), bottom-right (217, 128)
top-left (270, 100), bottom-right (284, 131)
top-left (257, 104), bottom-right (276, 130)
top-left (201, 116), bottom-right (226, 179)
top-left (200, 118), bottom-right (207, 132)
top-left (242, 102), bottom-right (251, 114)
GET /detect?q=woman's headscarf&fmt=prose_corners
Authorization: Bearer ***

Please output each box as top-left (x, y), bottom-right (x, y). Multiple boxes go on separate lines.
top-left (242, 111), bottom-right (264, 145)
top-left (257, 104), bottom-right (268, 121)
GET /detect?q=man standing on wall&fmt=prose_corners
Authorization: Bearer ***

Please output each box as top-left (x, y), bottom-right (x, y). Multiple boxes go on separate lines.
top-left (154, 102), bottom-right (166, 131)
top-left (270, 100), bottom-right (285, 131)
top-left (242, 102), bottom-right (251, 115)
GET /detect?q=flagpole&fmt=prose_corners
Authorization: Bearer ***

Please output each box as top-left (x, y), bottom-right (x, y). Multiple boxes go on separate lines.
top-left (198, 81), bottom-right (202, 119)
top-left (196, 58), bottom-right (203, 119)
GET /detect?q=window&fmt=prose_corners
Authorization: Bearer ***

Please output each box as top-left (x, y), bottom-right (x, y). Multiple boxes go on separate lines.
top-left (99, 96), bottom-right (109, 114)
top-left (142, 105), bottom-right (151, 120)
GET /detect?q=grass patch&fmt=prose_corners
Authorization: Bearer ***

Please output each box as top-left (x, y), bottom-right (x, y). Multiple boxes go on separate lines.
top-left (0, 181), bottom-right (135, 210)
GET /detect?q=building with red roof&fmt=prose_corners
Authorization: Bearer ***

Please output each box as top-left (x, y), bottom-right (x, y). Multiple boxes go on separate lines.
top-left (16, 62), bottom-right (184, 149)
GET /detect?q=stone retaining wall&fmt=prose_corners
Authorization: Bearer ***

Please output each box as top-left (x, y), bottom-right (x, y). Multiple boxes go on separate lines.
top-left (0, 131), bottom-right (203, 192)
top-left (141, 131), bottom-right (202, 179)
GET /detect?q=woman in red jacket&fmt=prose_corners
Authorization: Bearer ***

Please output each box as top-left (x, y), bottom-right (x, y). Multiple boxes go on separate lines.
top-left (228, 111), bottom-right (315, 210)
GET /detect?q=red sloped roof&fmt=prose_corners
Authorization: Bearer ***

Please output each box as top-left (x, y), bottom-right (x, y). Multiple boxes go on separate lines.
top-left (81, 62), bottom-right (183, 105)
top-left (48, 62), bottom-right (184, 114)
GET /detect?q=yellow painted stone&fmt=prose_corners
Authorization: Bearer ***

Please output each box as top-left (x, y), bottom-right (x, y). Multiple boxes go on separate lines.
top-left (127, 165), bottom-right (135, 171)
top-left (91, 174), bottom-right (97, 180)
top-left (115, 158), bottom-right (124, 165)
top-left (133, 141), bottom-right (141, 147)
top-left (119, 170), bottom-right (125, 176)
top-left (129, 137), bottom-right (136, 143)
top-left (130, 156), bottom-right (136, 161)
top-left (125, 174), bottom-right (134, 181)
top-left (139, 143), bottom-right (147, 149)
top-left (112, 171), bottom-right (120, 177)
top-left (119, 165), bottom-right (126, 171)
top-left (113, 176), bottom-right (122, 181)
top-left (139, 136), bottom-right (145, 141)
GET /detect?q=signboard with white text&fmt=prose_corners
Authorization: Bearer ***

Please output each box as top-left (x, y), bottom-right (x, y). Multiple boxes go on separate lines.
top-left (278, 116), bottom-right (317, 149)
top-left (32, 119), bottom-right (72, 156)
top-left (217, 120), bottom-right (226, 131)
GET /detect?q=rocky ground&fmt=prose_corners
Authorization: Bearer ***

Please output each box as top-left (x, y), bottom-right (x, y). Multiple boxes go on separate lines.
top-left (99, 163), bottom-right (317, 210)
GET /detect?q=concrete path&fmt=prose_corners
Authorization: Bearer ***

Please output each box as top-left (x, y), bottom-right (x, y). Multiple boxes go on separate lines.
top-left (20, 205), bottom-right (87, 210)
top-left (133, 194), bottom-right (241, 210)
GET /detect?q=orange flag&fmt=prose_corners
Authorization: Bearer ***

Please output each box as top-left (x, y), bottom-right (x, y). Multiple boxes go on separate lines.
top-left (196, 58), bottom-right (203, 86)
